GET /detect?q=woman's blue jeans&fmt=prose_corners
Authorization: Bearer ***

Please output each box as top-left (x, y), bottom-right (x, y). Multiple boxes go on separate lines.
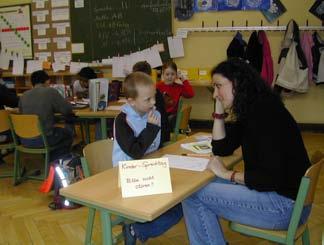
top-left (182, 178), bottom-right (311, 245)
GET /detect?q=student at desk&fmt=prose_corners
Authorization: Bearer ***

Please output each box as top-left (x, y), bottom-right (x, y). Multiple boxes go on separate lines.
top-left (72, 67), bottom-right (97, 99)
top-left (112, 72), bottom-right (182, 245)
top-left (182, 59), bottom-right (311, 245)
top-left (19, 70), bottom-right (74, 160)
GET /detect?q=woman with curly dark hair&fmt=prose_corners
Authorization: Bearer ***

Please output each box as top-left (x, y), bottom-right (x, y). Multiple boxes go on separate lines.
top-left (182, 58), bottom-right (311, 245)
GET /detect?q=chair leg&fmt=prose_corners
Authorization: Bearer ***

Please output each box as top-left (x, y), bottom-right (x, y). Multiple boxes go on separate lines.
top-left (44, 151), bottom-right (49, 179)
top-left (85, 208), bottom-right (96, 245)
top-left (13, 150), bottom-right (20, 185)
top-left (302, 227), bottom-right (310, 245)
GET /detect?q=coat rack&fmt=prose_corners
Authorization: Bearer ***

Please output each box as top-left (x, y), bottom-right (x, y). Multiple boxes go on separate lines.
top-left (176, 20), bottom-right (324, 35)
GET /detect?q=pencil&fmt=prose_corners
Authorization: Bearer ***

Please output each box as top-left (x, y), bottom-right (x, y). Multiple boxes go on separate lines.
top-left (181, 153), bottom-right (211, 157)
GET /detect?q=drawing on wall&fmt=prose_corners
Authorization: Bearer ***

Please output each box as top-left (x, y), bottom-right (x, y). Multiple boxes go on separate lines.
top-left (194, 0), bottom-right (270, 11)
top-left (309, 0), bottom-right (324, 21)
top-left (218, 0), bottom-right (242, 10)
top-left (262, 0), bottom-right (286, 23)
top-left (242, 0), bottom-right (270, 10)
top-left (194, 0), bottom-right (217, 11)
top-left (0, 4), bottom-right (33, 58)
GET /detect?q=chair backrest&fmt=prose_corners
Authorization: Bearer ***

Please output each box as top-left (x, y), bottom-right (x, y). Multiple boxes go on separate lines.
top-left (0, 110), bottom-right (10, 133)
top-left (83, 139), bottom-right (114, 176)
top-left (304, 158), bottom-right (324, 206)
top-left (179, 104), bottom-right (192, 131)
top-left (9, 114), bottom-right (41, 139)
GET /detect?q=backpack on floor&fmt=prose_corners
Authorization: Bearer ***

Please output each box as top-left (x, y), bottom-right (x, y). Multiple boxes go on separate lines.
top-left (40, 153), bottom-right (84, 210)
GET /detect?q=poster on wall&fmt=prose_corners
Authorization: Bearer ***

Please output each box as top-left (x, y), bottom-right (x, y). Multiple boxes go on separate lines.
top-left (309, 0), bottom-right (324, 21)
top-left (0, 4), bottom-right (33, 59)
top-left (262, 0), bottom-right (286, 23)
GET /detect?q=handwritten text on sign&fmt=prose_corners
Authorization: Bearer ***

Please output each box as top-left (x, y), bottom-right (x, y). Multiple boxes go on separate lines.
top-left (119, 158), bottom-right (172, 198)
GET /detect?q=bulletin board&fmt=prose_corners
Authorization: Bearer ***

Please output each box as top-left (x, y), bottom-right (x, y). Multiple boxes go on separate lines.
top-left (0, 4), bottom-right (33, 59)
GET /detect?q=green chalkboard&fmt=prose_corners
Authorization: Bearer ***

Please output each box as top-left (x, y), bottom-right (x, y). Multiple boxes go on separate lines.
top-left (70, 0), bottom-right (172, 62)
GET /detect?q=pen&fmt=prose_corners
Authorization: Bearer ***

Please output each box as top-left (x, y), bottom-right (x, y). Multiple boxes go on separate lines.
top-left (181, 153), bottom-right (211, 157)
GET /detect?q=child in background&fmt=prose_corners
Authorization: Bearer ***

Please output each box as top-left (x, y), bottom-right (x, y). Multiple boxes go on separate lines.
top-left (19, 70), bottom-right (74, 161)
top-left (132, 61), bottom-right (170, 144)
top-left (112, 72), bottom-right (182, 245)
top-left (72, 67), bottom-right (97, 99)
top-left (156, 61), bottom-right (194, 128)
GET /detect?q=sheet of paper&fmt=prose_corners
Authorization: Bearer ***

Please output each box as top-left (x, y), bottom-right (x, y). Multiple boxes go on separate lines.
top-left (53, 51), bottom-right (71, 64)
top-left (34, 52), bottom-right (51, 61)
top-left (53, 37), bottom-right (70, 49)
top-left (151, 43), bottom-right (165, 52)
top-left (32, 10), bottom-right (49, 22)
top-left (71, 43), bottom-right (84, 54)
top-left (74, 0), bottom-right (84, 8)
top-left (102, 58), bottom-right (113, 65)
top-left (51, 8), bottom-right (69, 21)
top-left (162, 154), bottom-right (209, 172)
top-left (119, 158), bottom-right (172, 198)
top-left (52, 61), bottom-right (66, 72)
top-left (33, 24), bottom-right (49, 36)
top-left (181, 140), bottom-right (212, 154)
top-left (167, 36), bottom-right (185, 58)
top-left (26, 60), bottom-right (43, 74)
top-left (112, 56), bottom-right (125, 78)
top-left (176, 29), bottom-right (188, 38)
top-left (52, 22), bottom-right (70, 35)
top-left (35, 0), bottom-right (45, 9)
top-left (0, 51), bottom-right (10, 70)
top-left (51, 0), bottom-right (69, 7)
top-left (146, 48), bottom-right (162, 68)
top-left (69, 61), bottom-right (89, 74)
top-left (12, 53), bottom-right (24, 75)
top-left (34, 38), bottom-right (50, 51)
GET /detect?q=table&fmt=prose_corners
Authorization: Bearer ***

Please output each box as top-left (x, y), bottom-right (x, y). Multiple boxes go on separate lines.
top-left (73, 102), bottom-right (123, 142)
top-left (60, 133), bottom-right (242, 245)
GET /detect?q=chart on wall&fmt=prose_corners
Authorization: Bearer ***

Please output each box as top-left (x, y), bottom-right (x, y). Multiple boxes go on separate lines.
top-left (0, 4), bottom-right (33, 59)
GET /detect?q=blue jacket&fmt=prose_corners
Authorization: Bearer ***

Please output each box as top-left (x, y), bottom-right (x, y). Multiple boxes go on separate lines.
top-left (112, 103), bottom-right (161, 166)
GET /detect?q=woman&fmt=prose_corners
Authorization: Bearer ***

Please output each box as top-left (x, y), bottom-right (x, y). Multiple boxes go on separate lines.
top-left (182, 58), bottom-right (311, 245)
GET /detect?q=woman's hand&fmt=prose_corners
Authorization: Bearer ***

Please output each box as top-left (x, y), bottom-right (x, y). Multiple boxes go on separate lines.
top-left (215, 98), bottom-right (224, 114)
top-left (207, 156), bottom-right (231, 179)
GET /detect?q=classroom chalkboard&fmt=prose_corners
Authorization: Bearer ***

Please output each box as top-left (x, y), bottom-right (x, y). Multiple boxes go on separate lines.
top-left (70, 0), bottom-right (172, 62)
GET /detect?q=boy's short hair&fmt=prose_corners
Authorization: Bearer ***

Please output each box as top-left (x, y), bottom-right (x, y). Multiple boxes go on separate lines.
top-left (124, 72), bottom-right (154, 99)
top-left (132, 61), bottom-right (152, 75)
top-left (78, 67), bottom-right (97, 80)
top-left (31, 70), bottom-right (50, 86)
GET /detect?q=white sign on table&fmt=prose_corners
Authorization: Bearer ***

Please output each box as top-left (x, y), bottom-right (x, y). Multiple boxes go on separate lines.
top-left (119, 158), bottom-right (172, 198)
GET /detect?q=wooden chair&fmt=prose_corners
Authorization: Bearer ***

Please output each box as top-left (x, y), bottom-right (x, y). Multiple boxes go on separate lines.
top-left (81, 139), bottom-right (126, 244)
top-left (172, 98), bottom-right (192, 142)
top-left (0, 110), bottom-right (15, 178)
top-left (9, 114), bottom-right (60, 185)
top-left (229, 157), bottom-right (324, 245)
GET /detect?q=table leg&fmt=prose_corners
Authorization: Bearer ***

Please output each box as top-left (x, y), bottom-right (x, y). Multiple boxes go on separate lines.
top-left (85, 120), bottom-right (90, 144)
top-left (85, 208), bottom-right (96, 245)
top-left (100, 118), bottom-right (107, 139)
top-left (100, 210), bottom-right (113, 245)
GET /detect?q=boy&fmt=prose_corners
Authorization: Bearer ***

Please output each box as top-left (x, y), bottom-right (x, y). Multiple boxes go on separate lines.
top-left (19, 70), bottom-right (73, 160)
top-left (72, 67), bottom-right (97, 99)
top-left (112, 72), bottom-right (182, 245)
top-left (132, 61), bottom-right (170, 145)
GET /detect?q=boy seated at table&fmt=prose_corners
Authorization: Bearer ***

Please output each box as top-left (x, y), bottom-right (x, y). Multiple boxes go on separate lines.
top-left (112, 72), bottom-right (182, 245)
top-left (19, 70), bottom-right (74, 161)
top-left (72, 67), bottom-right (97, 99)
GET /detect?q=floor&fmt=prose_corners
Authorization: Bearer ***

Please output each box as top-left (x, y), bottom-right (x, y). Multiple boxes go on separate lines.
top-left (0, 132), bottom-right (323, 244)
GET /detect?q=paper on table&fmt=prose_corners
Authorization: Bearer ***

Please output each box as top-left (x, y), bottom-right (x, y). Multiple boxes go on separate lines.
top-left (162, 154), bottom-right (209, 172)
top-left (167, 36), bottom-right (184, 58)
top-left (181, 140), bottom-right (212, 154)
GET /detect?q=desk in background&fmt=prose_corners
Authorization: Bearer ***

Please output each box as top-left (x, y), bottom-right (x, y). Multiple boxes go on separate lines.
top-left (60, 132), bottom-right (242, 245)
